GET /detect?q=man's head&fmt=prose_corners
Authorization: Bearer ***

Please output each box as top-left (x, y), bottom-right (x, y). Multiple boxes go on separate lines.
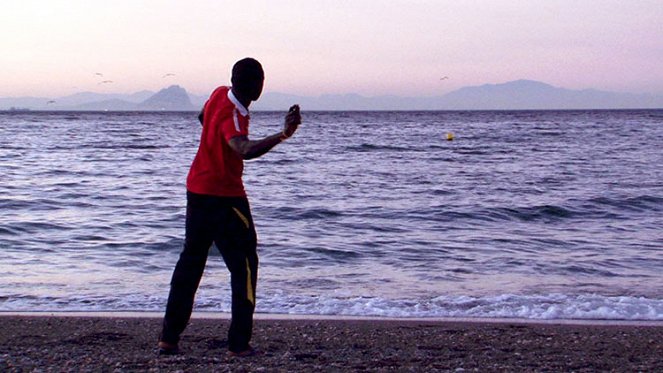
top-left (231, 58), bottom-right (264, 102)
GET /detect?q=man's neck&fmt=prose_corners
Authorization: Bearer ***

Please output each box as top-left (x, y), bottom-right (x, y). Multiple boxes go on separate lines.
top-left (231, 87), bottom-right (251, 108)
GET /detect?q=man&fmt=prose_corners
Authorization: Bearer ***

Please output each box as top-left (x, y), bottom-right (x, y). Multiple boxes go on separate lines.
top-left (158, 58), bottom-right (301, 357)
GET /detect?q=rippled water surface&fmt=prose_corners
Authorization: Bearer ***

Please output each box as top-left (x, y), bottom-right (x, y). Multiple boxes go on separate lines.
top-left (1, 110), bottom-right (661, 319)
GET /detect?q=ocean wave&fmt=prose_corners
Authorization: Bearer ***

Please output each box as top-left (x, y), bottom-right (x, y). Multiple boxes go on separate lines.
top-left (86, 143), bottom-right (162, 150)
top-left (257, 293), bottom-right (663, 320)
top-left (412, 205), bottom-right (576, 224)
top-left (589, 195), bottom-right (662, 212)
top-left (142, 238), bottom-right (183, 253)
top-left (346, 143), bottom-right (411, 152)
top-left (272, 206), bottom-right (344, 220)
top-left (2, 292), bottom-right (661, 321)
top-left (0, 198), bottom-right (38, 210)
top-left (0, 221), bottom-right (74, 235)
top-left (416, 194), bottom-right (661, 224)
top-left (304, 247), bottom-right (362, 262)
top-left (0, 225), bottom-right (22, 236)
top-left (494, 205), bottom-right (577, 222)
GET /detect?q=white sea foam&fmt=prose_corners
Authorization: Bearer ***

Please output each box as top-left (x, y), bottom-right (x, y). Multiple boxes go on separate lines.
top-left (255, 293), bottom-right (663, 320)
top-left (2, 292), bottom-right (661, 321)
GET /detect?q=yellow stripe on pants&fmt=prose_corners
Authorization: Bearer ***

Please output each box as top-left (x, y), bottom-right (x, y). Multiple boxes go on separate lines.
top-left (245, 258), bottom-right (254, 305)
top-left (232, 207), bottom-right (249, 229)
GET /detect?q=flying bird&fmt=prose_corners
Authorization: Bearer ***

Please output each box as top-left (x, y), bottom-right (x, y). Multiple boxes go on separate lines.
top-left (98, 80), bottom-right (114, 85)
top-left (47, 100), bottom-right (56, 105)
top-left (162, 73), bottom-right (176, 78)
top-left (95, 72), bottom-right (104, 77)
top-left (440, 76), bottom-right (449, 80)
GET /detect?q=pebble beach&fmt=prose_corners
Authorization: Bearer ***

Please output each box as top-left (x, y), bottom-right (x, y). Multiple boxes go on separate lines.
top-left (1, 315), bottom-right (661, 372)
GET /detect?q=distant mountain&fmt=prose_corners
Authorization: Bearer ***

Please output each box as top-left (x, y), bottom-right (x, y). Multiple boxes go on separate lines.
top-left (254, 80), bottom-right (663, 110)
top-left (71, 98), bottom-right (138, 111)
top-left (135, 85), bottom-right (194, 111)
top-left (188, 93), bottom-right (208, 109)
top-left (1, 80), bottom-right (662, 111)
top-left (0, 96), bottom-right (51, 109)
top-left (69, 85), bottom-right (194, 111)
top-left (13, 85), bottom-right (195, 111)
top-left (439, 80), bottom-right (661, 110)
top-left (252, 92), bottom-right (439, 111)
top-left (54, 90), bottom-right (155, 107)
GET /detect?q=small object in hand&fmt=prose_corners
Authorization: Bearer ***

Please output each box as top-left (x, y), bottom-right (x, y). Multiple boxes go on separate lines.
top-left (286, 104), bottom-right (301, 128)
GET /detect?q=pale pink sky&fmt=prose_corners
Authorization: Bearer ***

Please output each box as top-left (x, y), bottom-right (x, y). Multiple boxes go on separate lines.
top-left (1, 0), bottom-right (661, 98)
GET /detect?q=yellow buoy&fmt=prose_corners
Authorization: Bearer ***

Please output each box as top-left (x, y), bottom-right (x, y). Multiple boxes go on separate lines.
top-left (446, 132), bottom-right (454, 141)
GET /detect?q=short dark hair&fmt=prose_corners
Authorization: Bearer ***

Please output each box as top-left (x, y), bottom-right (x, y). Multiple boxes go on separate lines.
top-left (231, 58), bottom-right (264, 92)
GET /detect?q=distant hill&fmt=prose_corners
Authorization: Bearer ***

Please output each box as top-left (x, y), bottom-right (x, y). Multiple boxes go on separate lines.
top-left (2, 80), bottom-right (662, 111)
top-left (72, 85), bottom-right (194, 111)
top-left (438, 80), bottom-right (661, 110)
top-left (7, 85), bottom-right (195, 111)
top-left (252, 92), bottom-right (438, 111)
top-left (254, 80), bottom-right (663, 110)
top-left (55, 90), bottom-right (154, 107)
top-left (72, 98), bottom-right (138, 111)
top-left (135, 85), bottom-right (194, 111)
top-left (0, 96), bottom-right (51, 109)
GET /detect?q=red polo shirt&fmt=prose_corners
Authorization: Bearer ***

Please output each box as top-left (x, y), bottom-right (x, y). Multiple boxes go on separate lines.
top-left (186, 86), bottom-right (249, 197)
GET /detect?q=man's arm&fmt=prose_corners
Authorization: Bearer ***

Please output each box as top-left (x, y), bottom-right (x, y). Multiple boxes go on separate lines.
top-left (228, 105), bottom-right (301, 160)
top-left (228, 134), bottom-right (284, 160)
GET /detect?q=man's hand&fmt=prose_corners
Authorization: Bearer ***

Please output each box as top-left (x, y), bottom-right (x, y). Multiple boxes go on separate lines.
top-left (283, 104), bottom-right (301, 139)
top-left (227, 104), bottom-right (301, 160)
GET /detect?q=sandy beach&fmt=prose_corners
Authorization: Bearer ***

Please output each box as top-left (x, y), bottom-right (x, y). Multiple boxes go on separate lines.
top-left (0, 315), bottom-right (661, 372)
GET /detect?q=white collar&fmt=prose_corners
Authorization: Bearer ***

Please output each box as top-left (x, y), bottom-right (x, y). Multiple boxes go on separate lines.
top-left (227, 88), bottom-right (249, 117)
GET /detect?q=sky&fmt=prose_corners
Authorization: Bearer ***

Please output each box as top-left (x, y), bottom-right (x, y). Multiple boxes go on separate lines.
top-left (1, 0), bottom-right (662, 98)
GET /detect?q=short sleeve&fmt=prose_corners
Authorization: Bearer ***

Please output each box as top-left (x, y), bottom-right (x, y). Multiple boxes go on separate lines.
top-left (221, 109), bottom-right (249, 142)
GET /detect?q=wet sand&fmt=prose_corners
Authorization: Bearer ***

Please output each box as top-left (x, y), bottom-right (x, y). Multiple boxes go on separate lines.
top-left (1, 315), bottom-right (661, 372)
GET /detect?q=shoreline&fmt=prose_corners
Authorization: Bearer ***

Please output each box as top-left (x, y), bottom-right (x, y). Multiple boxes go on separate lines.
top-left (1, 311), bottom-right (662, 326)
top-left (1, 315), bottom-right (661, 371)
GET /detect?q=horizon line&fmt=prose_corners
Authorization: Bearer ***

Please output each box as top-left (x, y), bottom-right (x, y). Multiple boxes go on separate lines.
top-left (3, 78), bottom-right (663, 100)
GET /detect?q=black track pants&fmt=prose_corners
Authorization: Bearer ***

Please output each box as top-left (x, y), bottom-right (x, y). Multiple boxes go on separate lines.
top-left (161, 192), bottom-right (258, 353)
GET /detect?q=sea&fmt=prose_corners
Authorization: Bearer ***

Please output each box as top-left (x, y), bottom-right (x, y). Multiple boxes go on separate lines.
top-left (0, 109), bottom-right (661, 321)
